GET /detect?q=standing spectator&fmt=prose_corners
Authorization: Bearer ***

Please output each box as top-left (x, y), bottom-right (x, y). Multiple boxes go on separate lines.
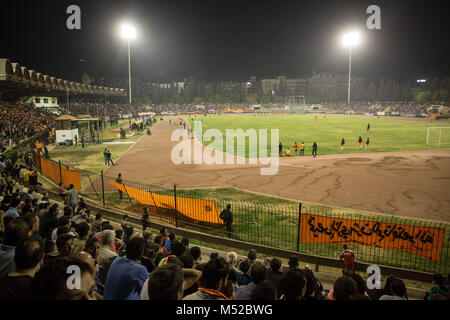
top-left (0, 219), bottom-right (30, 277)
top-left (141, 207), bottom-right (149, 232)
top-left (278, 142), bottom-right (283, 157)
top-left (103, 237), bottom-right (149, 300)
top-left (312, 141), bottom-right (318, 157)
top-left (103, 149), bottom-right (108, 165)
top-left (115, 173), bottom-right (123, 200)
top-left (106, 150), bottom-right (114, 166)
top-left (66, 184), bottom-right (78, 215)
top-left (339, 245), bottom-right (355, 272)
top-left (0, 235), bottom-right (44, 300)
top-left (235, 262), bottom-right (267, 300)
top-left (300, 142), bottom-right (305, 156)
top-left (219, 204), bottom-right (233, 238)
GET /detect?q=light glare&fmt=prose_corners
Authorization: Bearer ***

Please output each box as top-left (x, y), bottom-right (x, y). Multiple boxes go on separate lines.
top-left (120, 23), bottom-right (136, 40)
top-left (341, 31), bottom-right (360, 48)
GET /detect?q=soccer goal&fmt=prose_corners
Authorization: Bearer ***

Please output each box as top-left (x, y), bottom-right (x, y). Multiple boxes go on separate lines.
top-left (426, 127), bottom-right (450, 146)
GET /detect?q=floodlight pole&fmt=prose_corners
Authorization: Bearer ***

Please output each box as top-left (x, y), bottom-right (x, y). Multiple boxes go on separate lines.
top-left (128, 38), bottom-right (132, 112)
top-left (347, 47), bottom-right (352, 108)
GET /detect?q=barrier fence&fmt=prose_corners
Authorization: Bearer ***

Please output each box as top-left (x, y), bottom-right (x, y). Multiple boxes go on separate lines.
top-left (29, 151), bottom-right (449, 274)
top-left (90, 173), bottom-right (449, 274)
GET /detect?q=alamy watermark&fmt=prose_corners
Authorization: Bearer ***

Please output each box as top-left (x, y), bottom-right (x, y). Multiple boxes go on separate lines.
top-left (171, 121), bottom-right (280, 175)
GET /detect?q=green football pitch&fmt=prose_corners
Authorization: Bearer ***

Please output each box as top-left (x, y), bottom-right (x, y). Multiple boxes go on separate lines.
top-left (189, 114), bottom-right (450, 157)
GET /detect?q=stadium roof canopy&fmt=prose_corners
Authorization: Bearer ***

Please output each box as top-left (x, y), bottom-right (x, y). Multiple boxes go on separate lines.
top-left (0, 58), bottom-right (127, 99)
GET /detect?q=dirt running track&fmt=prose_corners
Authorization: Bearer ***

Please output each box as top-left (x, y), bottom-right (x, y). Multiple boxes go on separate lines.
top-left (101, 116), bottom-right (450, 223)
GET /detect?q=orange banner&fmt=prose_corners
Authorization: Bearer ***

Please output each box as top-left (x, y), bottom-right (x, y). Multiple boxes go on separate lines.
top-left (108, 180), bottom-right (223, 224)
top-left (301, 213), bottom-right (446, 262)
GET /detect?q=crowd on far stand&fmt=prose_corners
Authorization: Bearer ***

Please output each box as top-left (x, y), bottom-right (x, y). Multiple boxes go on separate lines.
top-left (0, 100), bottom-right (55, 153)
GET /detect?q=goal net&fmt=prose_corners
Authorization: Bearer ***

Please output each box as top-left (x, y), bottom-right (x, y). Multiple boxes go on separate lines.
top-left (426, 127), bottom-right (450, 146)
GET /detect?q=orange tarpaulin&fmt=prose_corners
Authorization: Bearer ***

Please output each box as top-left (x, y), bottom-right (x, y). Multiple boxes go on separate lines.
top-left (39, 158), bottom-right (82, 190)
top-left (301, 213), bottom-right (446, 262)
top-left (108, 180), bottom-right (223, 225)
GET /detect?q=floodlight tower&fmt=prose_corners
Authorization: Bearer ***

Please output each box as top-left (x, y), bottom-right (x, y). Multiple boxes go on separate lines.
top-left (119, 23), bottom-right (136, 108)
top-left (341, 31), bottom-right (361, 107)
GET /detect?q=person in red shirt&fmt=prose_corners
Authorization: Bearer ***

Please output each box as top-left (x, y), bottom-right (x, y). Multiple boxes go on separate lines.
top-left (339, 245), bottom-right (355, 271)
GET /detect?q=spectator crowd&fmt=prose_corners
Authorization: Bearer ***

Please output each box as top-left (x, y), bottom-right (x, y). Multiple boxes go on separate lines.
top-left (0, 100), bottom-right (55, 153)
top-left (0, 152), bottom-right (449, 301)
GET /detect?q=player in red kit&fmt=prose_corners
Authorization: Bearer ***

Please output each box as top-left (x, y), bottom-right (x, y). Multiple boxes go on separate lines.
top-left (339, 245), bottom-right (355, 271)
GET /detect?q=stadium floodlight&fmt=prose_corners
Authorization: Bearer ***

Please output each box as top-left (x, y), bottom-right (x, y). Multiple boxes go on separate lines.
top-left (341, 30), bottom-right (361, 107)
top-left (120, 23), bottom-right (136, 40)
top-left (119, 23), bottom-right (136, 107)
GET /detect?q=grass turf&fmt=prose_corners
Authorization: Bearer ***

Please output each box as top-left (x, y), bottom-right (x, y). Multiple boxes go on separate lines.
top-left (189, 114), bottom-right (450, 157)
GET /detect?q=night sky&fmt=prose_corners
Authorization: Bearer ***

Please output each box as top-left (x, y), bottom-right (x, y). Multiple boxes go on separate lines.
top-left (1, 0), bottom-right (449, 83)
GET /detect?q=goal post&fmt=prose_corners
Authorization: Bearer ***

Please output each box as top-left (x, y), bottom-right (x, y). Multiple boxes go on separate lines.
top-left (426, 127), bottom-right (450, 146)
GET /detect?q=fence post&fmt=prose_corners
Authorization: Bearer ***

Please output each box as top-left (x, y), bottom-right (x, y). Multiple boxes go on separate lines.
top-left (296, 202), bottom-right (302, 252)
top-left (100, 170), bottom-right (105, 207)
top-left (174, 184), bottom-right (178, 228)
top-left (58, 160), bottom-right (62, 184)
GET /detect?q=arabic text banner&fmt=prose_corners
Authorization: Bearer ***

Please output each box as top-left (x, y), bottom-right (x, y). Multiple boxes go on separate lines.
top-left (108, 180), bottom-right (223, 225)
top-left (301, 214), bottom-right (445, 262)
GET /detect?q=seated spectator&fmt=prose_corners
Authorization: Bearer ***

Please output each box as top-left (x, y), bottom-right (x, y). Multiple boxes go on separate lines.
top-left (140, 264), bottom-right (184, 300)
top-left (331, 276), bottom-right (359, 300)
top-left (279, 268), bottom-right (306, 300)
top-left (5, 198), bottom-right (20, 218)
top-left (97, 230), bottom-right (118, 269)
top-left (226, 251), bottom-right (239, 272)
top-left (157, 227), bottom-right (168, 247)
top-left (164, 232), bottom-right (176, 251)
top-left (91, 213), bottom-right (103, 233)
top-left (51, 216), bottom-right (71, 241)
top-left (103, 237), bottom-right (149, 300)
top-left (247, 249), bottom-right (257, 266)
top-left (57, 183), bottom-right (66, 201)
top-left (236, 259), bottom-right (251, 286)
top-left (24, 213), bottom-right (39, 236)
top-left (52, 234), bottom-right (76, 258)
top-left (302, 267), bottom-right (326, 300)
top-left (235, 261), bottom-right (267, 300)
top-left (190, 246), bottom-right (202, 265)
top-left (183, 256), bottom-right (229, 300)
top-left (158, 240), bottom-right (186, 267)
top-left (428, 274), bottom-right (449, 300)
top-left (31, 256), bottom-right (96, 300)
top-left (283, 255), bottom-right (299, 272)
top-left (120, 214), bottom-right (128, 230)
top-left (0, 218), bottom-right (29, 277)
top-left (379, 277), bottom-right (408, 300)
top-left (210, 252), bottom-right (219, 260)
top-left (38, 203), bottom-right (58, 239)
top-left (181, 237), bottom-right (189, 249)
top-left (0, 235), bottom-right (44, 300)
top-left (251, 280), bottom-right (277, 300)
top-left (267, 258), bottom-right (284, 298)
top-left (72, 222), bottom-right (92, 255)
